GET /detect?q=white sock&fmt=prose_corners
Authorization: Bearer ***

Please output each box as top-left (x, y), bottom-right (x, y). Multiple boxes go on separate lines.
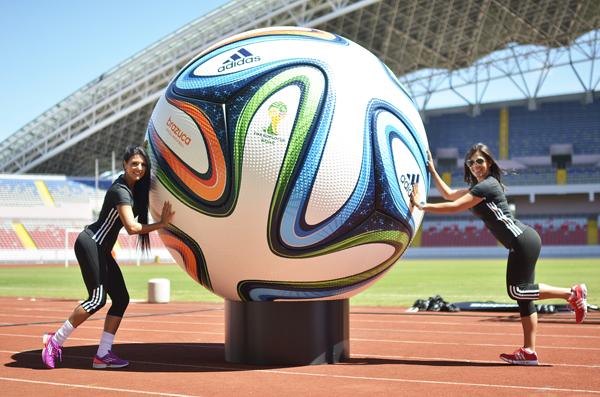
top-left (52, 320), bottom-right (74, 346)
top-left (96, 331), bottom-right (115, 357)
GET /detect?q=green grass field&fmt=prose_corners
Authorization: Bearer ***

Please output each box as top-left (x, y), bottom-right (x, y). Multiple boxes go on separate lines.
top-left (0, 258), bottom-right (597, 307)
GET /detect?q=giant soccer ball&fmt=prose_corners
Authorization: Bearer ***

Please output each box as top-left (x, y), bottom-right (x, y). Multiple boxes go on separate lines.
top-left (146, 27), bottom-right (429, 302)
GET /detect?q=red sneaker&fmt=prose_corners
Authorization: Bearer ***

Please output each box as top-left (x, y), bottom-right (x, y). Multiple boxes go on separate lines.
top-left (568, 284), bottom-right (587, 324)
top-left (500, 347), bottom-right (539, 366)
top-left (92, 350), bottom-right (129, 369)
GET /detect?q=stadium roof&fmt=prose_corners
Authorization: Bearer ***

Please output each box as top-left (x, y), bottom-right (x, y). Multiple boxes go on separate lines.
top-left (1, 0), bottom-right (600, 176)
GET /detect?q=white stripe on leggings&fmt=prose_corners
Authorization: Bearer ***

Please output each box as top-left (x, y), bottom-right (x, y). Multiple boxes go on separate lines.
top-left (82, 285), bottom-right (104, 312)
top-left (509, 285), bottom-right (539, 300)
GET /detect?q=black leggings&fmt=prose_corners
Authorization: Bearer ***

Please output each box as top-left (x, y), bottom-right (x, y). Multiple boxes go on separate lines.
top-left (506, 226), bottom-right (541, 317)
top-left (74, 229), bottom-right (129, 317)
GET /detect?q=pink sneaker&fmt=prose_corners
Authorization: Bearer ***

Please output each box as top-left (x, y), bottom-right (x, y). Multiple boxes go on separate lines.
top-left (92, 350), bottom-right (129, 369)
top-left (500, 347), bottom-right (539, 366)
top-left (568, 284), bottom-right (587, 323)
top-left (42, 332), bottom-right (62, 369)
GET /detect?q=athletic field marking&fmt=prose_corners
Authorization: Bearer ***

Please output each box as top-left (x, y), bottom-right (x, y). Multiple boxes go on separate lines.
top-left (260, 370), bottom-right (600, 394)
top-left (0, 377), bottom-right (202, 397)
top-left (350, 352), bottom-right (600, 369)
top-left (351, 337), bottom-right (600, 351)
top-left (0, 303), bottom-right (594, 323)
top-left (352, 326), bottom-right (600, 339)
top-left (0, 335), bottom-right (148, 344)
top-left (1, 330), bottom-right (598, 353)
top-left (351, 317), bottom-right (599, 330)
top-left (0, 312), bottom-right (224, 325)
top-left (2, 312), bottom-right (597, 339)
top-left (1, 341), bottom-right (599, 369)
top-left (0, 353), bottom-right (599, 394)
top-left (0, 306), bottom-right (223, 315)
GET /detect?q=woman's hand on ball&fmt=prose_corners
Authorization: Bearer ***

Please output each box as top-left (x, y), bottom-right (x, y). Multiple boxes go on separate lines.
top-left (160, 201), bottom-right (175, 226)
top-left (409, 184), bottom-right (423, 211)
top-left (426, 150), bottom-right (435, 173)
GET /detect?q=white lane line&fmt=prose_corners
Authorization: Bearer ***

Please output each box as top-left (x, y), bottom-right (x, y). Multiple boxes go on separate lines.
top-left (1, 330), bottom-right (598, 353)
top-left (0, 377), bottom-right (202, 397)
top-left (0, 313), bottom-right (224, 325)
top-left (352, 337), bottom-right (600, 351)
top-left (2, 310), bottom-right (594, 330)
top-left (351, 317), bottom-right (599, 331)
top-left (1, 355), bottom-right (599, 395)
top-left (9, 321), bottom-right (600, 344)
top-left (351, 327), bottom-right (600, 339)
top-left (2, 314), bottom-right (598, 341)
top-left (0, 307), bottom-right (224, 317)
top-left (2, 342), bottom-right (599, 369)
top-left (260, 370), bottom-right (600, 394)
top-left (350, 352), bottom-right (600, 369)
top-left (5, 324), bottom-right (224, 336)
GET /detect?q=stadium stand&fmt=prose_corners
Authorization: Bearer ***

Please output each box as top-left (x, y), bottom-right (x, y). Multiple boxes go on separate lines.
top-left (23, 222), bottom-right (81, 250)
top-left (0, 222), bottom-right (24, 249)
top-left (421, 216), bottom-right (591, 247)
top-left (509, 101), bottom-right (600, 157)
top-left (0, 179), bottom-right (44, 206)
top-left (426, 98), bottom-right (600, 191)
top-left (420, 218), bottom-right (497, 247)
top-left (503, 166), bottom-right (558, 186)
top-left (44, 179), bottom-right (99, 204)
top-left (0, 175), bottom-right (168, 263)
top-left (426, 99), bottom-right (600, 160)
top-left (566, 165), bottom-right (600, 184)
top-left (426, 110), bottom-right (500, 159)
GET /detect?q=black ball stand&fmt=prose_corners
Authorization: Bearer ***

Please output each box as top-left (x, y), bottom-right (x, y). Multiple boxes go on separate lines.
top-left (224, 299), bottom-right (349, 365)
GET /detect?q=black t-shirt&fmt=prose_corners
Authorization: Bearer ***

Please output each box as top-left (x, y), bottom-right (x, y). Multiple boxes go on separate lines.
top-left (86, 175), bottom-right (134, 251)
top-left (469, 176), bottom-right (525, 248)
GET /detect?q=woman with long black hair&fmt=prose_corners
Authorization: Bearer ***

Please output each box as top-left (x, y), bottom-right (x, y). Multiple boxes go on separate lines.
top-left (411, 143), bottom-right (587, 365)
top-left (42, 145), bottom-right (174, 369)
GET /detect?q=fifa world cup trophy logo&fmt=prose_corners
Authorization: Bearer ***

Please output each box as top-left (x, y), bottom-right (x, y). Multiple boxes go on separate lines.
top-left (265, 101), bottom-right (288, 135)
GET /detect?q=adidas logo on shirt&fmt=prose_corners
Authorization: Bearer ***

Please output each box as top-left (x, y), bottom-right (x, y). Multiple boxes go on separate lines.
top-left (218, 48), bottom-right (261, 73)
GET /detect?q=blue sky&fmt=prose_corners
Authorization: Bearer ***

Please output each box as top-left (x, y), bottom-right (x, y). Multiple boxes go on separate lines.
top-left (0, 0), bottom-right (228, 142)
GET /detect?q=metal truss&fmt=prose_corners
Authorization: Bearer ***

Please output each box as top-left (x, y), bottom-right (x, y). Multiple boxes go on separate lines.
top-left (1, 0), bottom-right (599, 175)
top-left (402, 29), bottom-right (600, 116)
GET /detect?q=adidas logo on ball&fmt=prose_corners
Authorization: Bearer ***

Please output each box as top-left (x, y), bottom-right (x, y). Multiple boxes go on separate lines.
top-left (218, 48), bottom-right (261, 73)
top-left (400, 173), bottom-right (420, 195)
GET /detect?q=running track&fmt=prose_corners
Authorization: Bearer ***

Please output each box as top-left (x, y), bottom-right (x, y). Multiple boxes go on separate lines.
top-left (0, 297), bottom-right (598, 396)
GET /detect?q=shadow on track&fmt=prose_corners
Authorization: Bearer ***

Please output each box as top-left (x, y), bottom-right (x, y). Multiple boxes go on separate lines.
top-left (7, 342), bottom-right (513, 371)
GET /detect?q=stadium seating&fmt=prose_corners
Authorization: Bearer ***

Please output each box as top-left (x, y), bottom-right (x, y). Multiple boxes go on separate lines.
top-left (426, 110), bottom-right (500, 158)
top-left (0, 223), bottom-right (24, 249)
top-left (17, 222), bottom-right (166, 251)
top-left (421, 218), bottom-right (497, 247)
top-left (0, 179), bottom-right (43, 206)
top-left (502, 166), bottom-right (557, 186)
top-left (44, 179), bottom-right (98, 204)
top-left (523, 216), bottom-right (588, 246)
top-left (566, 165), bottom-right (600, 184)
top-left (420, 216), bottom-right (589, 247)
top-left (426, 99), bottom-right (600, 187)
top-left (22, 222), bottom-right (81, 250)
top-left (509, 101), bottom-right (600, 157)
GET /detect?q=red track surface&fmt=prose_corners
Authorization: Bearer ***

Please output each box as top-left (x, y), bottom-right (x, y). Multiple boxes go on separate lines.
top-left (0, 297), bottom-right (598, 396)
